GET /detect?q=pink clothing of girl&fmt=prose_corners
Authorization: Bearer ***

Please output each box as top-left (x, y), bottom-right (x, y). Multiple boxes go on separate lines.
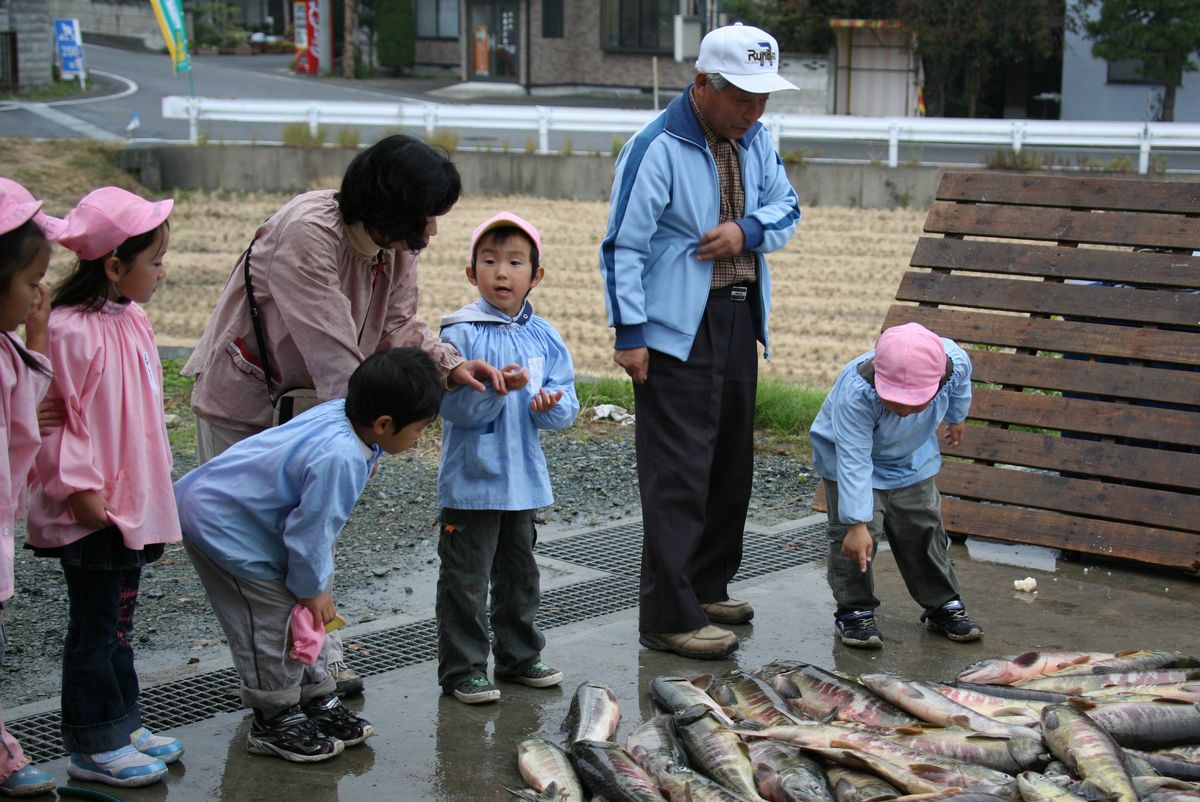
top-left (0, 334), bottom-right (51, 601)
top-left (28, 300), bottom-right (181, 550)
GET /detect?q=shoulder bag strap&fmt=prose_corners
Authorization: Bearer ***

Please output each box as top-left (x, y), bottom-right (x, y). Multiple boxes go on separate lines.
top-left (241, 238), bottom-right (276, 400)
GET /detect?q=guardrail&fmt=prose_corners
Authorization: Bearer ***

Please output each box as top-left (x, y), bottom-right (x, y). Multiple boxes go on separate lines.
top-left (161, 95), bottom-right (1200, 174)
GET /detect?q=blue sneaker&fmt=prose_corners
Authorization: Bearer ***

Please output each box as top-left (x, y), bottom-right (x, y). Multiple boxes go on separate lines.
top-left (131, 726), bottom-right (185, 764)
top-left (67, 745), bottom-right (168, 787)
top-left (0, 764), bottom-right (56, 797)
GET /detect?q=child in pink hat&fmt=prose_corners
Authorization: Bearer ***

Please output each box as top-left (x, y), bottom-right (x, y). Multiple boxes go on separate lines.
top-left (0, 178), bottom-right (63, 797)
top-left (808, 322), bottom-right (983, 649)
top-left (26, 187), bottom-right (183, 788)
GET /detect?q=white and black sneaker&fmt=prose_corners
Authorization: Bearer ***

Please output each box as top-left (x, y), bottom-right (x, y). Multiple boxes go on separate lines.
top-left (302, 694), bottom-right (376, 746)
top-left (835, 610), bottom-right (883, 649)
top-left (921, 599), bottom-right (983, 642)
top-left (246, 705), bottom-right (344, 762)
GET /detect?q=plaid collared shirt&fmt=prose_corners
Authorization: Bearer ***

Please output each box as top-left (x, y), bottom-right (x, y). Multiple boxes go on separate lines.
top-left (690, 88), bottom-right (757, 288)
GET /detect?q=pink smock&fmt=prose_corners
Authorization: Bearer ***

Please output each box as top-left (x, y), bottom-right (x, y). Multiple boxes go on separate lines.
top-left (0, 335), bottom-right (51, 602)
top-left (28, 301), bottom-right (182, 550)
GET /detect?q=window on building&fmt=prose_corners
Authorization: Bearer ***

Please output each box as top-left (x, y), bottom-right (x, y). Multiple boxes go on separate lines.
top-left (543, 0), bottom-right (564, 38)
top-left (601, 0), bottom-right (674, 53)
top-left (417, 0), bottom-right (458, 40)
top-left (1107, 58), bottom-right (1163, 84)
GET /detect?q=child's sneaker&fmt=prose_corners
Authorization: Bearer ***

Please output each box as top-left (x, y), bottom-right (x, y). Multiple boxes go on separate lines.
top-left (499, 661), bottom-right (564, 689)
top-left (0, 765), bottom-right (57, 797)
top-left (302, 694), bottom-right (375, 746)
top-left (329, 660), bottom-right (364, 698)
top-left (921, 599), bottom-right (984, 642)
top-left (450, 675), bottom-right (501, 704)
top-left (246, 705), bottom-right (343, 762)
top-left (130, 726), bottom-right (185, 764)
top-left (834, 610), bottom-right (883, 649)
top-left (67, 745), bottom-right (168, 787)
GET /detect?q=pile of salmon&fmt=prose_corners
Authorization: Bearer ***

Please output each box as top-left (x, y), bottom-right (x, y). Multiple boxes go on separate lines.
top-left (505, 649), bottom-right (1200, 802)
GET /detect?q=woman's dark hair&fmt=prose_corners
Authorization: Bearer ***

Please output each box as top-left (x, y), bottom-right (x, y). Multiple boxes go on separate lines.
top-left (472, 225), bottom-right (540, 278)
top-left (337, 135), bottom-right (462, 252)
top-left (0, 220), bottom-right (52, 375)
top-left (345, 347), bottom-right (443, 429)
top-left (52, 222), bottom-right (167, 311)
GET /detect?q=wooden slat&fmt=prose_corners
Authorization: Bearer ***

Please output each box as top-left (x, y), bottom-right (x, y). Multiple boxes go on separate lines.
top-left (969, 350), bottom-right (1200, 407)
top-left (897, 272), bottom-right (1200, 327)
top-left (945, 428), bottom-right (1200, 489)
top-left (883, 305), bottom-right (1200, 367)
top-left (968, 387), bottom-right (1200, 448)
top-left (935, 172), bottom-right (1200, 215)
top-left (910, 238), bottom-right (1200, 289)
top-left (924, 203), bottom-right (1200, 250)
top-left (941, 497), bottom-right (1200, 572)
top-left (939, 462), bottom-right (1194, 531)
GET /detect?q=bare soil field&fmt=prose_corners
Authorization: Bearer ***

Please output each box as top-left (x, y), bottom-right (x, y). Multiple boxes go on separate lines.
top-left (11, 140), bottom-right (927, 389)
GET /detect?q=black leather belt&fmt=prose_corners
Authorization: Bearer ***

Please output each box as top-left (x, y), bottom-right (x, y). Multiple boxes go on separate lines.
top-left (711, 283), bottom-right (754, 301)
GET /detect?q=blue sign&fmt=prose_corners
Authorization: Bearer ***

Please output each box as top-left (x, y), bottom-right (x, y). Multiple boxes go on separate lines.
top-left (54, 18), bottom-right (86, 80)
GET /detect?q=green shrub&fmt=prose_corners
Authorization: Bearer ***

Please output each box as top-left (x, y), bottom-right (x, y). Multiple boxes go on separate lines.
top-left (427, 130), bottom-right (459, 152)
top-left (376, 0), bottom-right (415, 73)
top-left (754, 378), bottom-right (826, 438)
top-left (282, 123), bottom-right (325, 148)
top-left (336, 128), bottom-right (360, 149)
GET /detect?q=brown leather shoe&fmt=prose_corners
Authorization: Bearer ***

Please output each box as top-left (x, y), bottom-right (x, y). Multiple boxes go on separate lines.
top-left (639, 625), bottom-right (738, 659)
top-left (701, 598), bottom-right (754, 625)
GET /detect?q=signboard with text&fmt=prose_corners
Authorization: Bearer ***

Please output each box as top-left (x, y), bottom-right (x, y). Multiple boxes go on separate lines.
top-left (294, 1), bottom-right (319, 75)
top-left (54, 18), bottom-right (86, 81)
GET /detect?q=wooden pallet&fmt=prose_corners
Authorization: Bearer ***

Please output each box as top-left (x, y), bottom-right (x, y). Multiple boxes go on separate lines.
top-left (818, 172), bottom-right (1200, 573)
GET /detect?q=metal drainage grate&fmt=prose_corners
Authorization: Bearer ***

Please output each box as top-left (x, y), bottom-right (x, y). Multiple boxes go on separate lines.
top-left (6, 520), bottom-right (822, 764)
top-left (535, 520), bottom-right (827, 579)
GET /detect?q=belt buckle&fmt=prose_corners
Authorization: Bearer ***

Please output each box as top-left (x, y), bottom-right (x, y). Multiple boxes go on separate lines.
top-left (730, 285), bottom-right (748, 301)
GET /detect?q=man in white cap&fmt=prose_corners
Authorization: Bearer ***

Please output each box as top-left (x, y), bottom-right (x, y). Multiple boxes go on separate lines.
top-left (599, 23), bottom-right (801, 659)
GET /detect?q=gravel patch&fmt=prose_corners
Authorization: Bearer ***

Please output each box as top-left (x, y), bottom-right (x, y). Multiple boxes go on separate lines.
top-left (2, 419), bottom-right (817, 708)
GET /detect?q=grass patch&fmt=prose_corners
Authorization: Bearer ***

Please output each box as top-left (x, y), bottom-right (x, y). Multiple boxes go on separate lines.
top-left (161, 357), bottom-right (196, 453)
top-left (2, 79), bottom-right (89, 102)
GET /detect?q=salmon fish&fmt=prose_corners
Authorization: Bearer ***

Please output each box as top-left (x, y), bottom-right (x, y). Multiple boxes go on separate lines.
top-left (1046, 651), bottom-right (1200, 677)
top-left (883, 726), bottom-right (1045, 774)
top-left (567, 739), bottom-right (663, 802)
top-left (563, 681), bottom-right (620, 744)
top-left (747, 738), bottom-right (835, 802)
top-left (1040, 704), bottom-right (1138, 802)
top-left (858, 675), bottom-right (1042, 740)
top-left (825, 764), bottom-right (901, 802)
top-left (1071, 698), bottom-right (1200, 750)
top-left (651, 675), bottom-right (737, 726)
top-left (712, 669), bottom-right (806, 727)
top-left (753, 661), bottom-right (919, 729)
top-left (956, 653), bottom-right (1110, 686)
top-left (1016, 771), bottom-right (1092, 802)
top-left (505, 737), bottom-right (585, 802)
top-left (1016, 669), bottom-right (1200, 694)
top-left (675, 705), bottom-right (769, 802)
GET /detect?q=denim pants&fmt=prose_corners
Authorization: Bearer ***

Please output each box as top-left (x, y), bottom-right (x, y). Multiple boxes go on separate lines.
top-left (60, 563), bottom-right (144, 753)
top-left (824, 476), bottom-right (962, 615)
top-left (435, 508), bottom-right (544, 691)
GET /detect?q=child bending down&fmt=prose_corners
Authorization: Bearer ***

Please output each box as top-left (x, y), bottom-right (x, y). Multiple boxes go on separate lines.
top-left (436, 212), bottom-right (579, 704)
top-left (174, 348), bottom-right (443, 762)
top-left (28, 187), bottom-right (183, 788)
top-left (808, 322), bottom-right (983, 650)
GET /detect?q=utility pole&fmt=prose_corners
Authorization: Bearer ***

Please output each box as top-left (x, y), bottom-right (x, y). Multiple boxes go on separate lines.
top-left (343, 0), bottom-right (357, 78)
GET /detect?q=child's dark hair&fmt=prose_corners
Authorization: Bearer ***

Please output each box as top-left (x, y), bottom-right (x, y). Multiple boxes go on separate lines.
top-left (337, 135), bottom-right (462, 252)
top-left (471, 225), bottom-right (540, 278)
top-left (52, 222), bottom-right (168, 311)
top-left (0, 219), bottom-right (52, 375)
top-left (345, 347), bottom-right (443, 429)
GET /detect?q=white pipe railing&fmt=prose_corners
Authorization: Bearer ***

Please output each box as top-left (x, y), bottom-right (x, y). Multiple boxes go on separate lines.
top-left (161, 96), bottom-right (1200, 175)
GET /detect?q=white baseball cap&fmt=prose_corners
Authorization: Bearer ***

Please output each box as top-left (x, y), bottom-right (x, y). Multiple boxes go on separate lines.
top-left (695, 22), bottom-right (799, 94)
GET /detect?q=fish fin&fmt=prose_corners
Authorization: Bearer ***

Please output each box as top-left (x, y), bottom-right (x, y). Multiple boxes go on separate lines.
top-left (820, 707), bottom-right (840, 724)
top-left (894, 725), bottom-right (927, 735)
top-left (1075, 779), bottom-right (1122, 801)
top-left (949, 715), bottom-right (973, 727)
top-left (690, 674), bottom-right (714, 689)
top-left (1114, 649), bottom-right (1139, 657)
top-left (965, 731), bottom-right (1012, 741)
top-left (1066, 697), bottom-right (1097, 710)
top-left (1014, 652), bottom-right (1041, 667)
top-left (501, 785), bottom-right (550, 802)
top-left (908, 764), bottom-right (959, 784)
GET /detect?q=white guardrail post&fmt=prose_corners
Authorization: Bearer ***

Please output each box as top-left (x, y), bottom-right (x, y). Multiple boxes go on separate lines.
top-left (159, 96), bottom-right (1200, 172)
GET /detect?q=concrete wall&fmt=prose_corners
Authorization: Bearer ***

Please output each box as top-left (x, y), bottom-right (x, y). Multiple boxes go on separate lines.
top-left (49, 0), bottom-right (164, 51)
top-left (9, 0), bottom-right (53, 89)
top-left (117, 144), bottom-right (950, 210)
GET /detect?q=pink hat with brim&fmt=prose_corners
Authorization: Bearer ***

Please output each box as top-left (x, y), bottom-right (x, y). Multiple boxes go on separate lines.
top-left (874, 322), bottom-right (947, 406)
top-left (0, 177), bottom-right (66, 239)
top-left (58, 186), bottom-right (173, 261)
top-left (470, 211), bottom-right (542, 259)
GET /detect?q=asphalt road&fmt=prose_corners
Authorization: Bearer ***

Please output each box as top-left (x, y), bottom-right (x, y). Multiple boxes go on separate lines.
top-left (2, 43), bottom-right (1197, 172)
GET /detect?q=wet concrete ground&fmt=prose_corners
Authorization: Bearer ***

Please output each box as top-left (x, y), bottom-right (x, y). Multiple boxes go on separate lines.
top-left (20, 512), bottom-right (1200, 800)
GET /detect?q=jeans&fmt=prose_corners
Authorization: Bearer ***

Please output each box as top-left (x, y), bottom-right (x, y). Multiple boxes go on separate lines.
top-left (60, 564), bottom-right (144, 754)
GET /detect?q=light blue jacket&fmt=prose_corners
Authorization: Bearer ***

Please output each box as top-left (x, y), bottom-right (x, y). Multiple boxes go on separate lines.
top-left (174, 400), bottom-right (381, 599)
top-left (437, 299), bottom-right (579, 511)
top-left (809, 339), bottom-right (973, 525)
top-left (600, 87), bottom-right (802, 361)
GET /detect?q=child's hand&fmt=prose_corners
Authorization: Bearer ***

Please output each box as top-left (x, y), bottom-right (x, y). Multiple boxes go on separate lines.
top-left (942, 422), bottom-right (966, 448)
top-left (449, 359), bottom-right (507, 395)
top-left (299, 591), bottom-right (337, 625)
top-left (529, 388), bottom-right (563, 413)
top-left (36, 398), bottom-right (66, 434)
top-left (68, 490), bottom-right (113, 531)
top-left (501, 364), bottom-right (529, 392)
top-left (841, 523), bottom-right (874, 574)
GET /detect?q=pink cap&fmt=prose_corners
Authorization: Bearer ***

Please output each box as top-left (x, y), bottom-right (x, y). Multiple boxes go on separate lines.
top-left (58, 186), bottom-right (173, 261)
top-left (470, 211), bottom-right (542, 259)
top-left (874, 322), bottom-right (947, 406)
top-left (0, 177), bottom-right (66, 239)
